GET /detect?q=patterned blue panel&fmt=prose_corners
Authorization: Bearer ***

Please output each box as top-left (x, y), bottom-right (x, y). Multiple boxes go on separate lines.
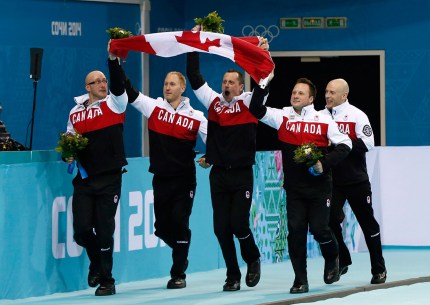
top-left (252, 151), bottom-right (359, 263)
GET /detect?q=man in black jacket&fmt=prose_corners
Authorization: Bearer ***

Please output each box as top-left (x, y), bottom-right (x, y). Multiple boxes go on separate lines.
top-left (323, 78), bottom-right (387, 284)
top-left (125, 71), bottom-right (208, 289)
top-left (64, 50), bottom-right (127, 296)
top-left (249, 77), bottom-right (351, 294)
top-left (185, 26), bottom-right (269, 291)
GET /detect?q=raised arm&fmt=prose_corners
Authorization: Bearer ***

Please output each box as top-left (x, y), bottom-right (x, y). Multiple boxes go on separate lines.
top-left (115, 57), bottom-right (152, 116)
top-left (186, 52), bottom-right (205, 90)
top-left (124, 76), bottom-right (140, 104)
top-left (107, 43), bottom-right (127, 113)
top-left (249, 85), bottom-right (270, 119)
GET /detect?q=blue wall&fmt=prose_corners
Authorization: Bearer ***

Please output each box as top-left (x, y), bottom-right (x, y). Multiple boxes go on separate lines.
top-left (0, 0), bottom-right (142, 156)
top-left (150, 0), bottom-right (430, 146)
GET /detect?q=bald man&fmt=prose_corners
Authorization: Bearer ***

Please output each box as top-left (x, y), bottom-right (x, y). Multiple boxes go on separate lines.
top-left (65, 52), bottom-right (128, 296)
top-left (322, 78), bottom-right (387, 285)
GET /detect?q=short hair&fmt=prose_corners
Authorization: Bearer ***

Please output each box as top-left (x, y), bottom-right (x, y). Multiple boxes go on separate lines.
top-left (225, 69), bottom-right (244, 85)
top-left (296, 78), bottom-right (317, 99)
top-left (166, 71), bottom-right (186, 87)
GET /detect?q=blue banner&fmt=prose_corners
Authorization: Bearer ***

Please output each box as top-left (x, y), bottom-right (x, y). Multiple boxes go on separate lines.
top-left (0, 157), bottom-right (219, 299)
top-left (0, 152), bottom-right (332, 300)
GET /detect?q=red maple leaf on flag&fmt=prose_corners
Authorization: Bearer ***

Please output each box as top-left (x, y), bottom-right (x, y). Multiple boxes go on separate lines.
top-left (110, 31), bottom-right (274, 88)
top-left (175, 31), bottom-right (221, 52)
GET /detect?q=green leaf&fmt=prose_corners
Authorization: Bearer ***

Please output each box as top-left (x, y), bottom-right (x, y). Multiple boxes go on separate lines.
top-left (293, 142), bottom-right (324, 167)
top-left (54, 132), bottom-right (89, 160)
top-left (194, 11), bottom-right (225, 33)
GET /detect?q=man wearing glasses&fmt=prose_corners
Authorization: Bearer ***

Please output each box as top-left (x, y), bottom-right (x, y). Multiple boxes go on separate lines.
top-left (86, 78), bottom-right (108, 86)
top-left (64, 51), bottom-right (127, 296)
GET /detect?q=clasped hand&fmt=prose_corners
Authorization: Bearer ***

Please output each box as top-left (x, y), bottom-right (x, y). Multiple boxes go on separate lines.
top-left (196, 157), bottom-right (211, 169)
top-left (65, 157), bottom-right (75, 164)
top-left (309, 160), bottom-right (323, 176)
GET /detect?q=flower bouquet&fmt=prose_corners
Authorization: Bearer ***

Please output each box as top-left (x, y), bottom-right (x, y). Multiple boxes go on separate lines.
top-left (106, 27), bottom-right (133, 60)
top-left (293, 142), bottom-right (323, 168)
top-left (55, 131), bottom-right (88, 176)
top-left (106, 27), bottom-right (133, 39)
top-left (194, 11), bottom-right (225, 33)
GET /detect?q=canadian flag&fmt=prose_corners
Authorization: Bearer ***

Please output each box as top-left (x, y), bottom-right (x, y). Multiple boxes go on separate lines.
top-left (109, 31), bottom-right (275, 88)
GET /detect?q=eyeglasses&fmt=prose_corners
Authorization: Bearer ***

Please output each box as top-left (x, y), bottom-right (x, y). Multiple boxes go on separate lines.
top-left (87, 78), bottom-right (108, 86)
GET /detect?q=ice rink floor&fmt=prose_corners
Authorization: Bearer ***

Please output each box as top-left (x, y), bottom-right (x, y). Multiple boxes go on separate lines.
top-left (1, 248), bottom-right (429, 305)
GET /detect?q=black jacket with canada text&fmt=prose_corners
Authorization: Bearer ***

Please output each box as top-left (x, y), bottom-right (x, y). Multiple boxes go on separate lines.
top-left (187, 52), bottom-right (261, 168)
top-left (127, 83), bottom-right (208, 176)
top-left (66, 59), bottom-right (128, 176)
top-left (249, 86), bottom-right (352, 188)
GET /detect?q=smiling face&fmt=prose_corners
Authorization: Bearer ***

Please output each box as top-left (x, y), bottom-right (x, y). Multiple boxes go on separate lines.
top-left (325, 79), bottom-right (349, 110)
top-left (290, 83), bottom-right (314, 114)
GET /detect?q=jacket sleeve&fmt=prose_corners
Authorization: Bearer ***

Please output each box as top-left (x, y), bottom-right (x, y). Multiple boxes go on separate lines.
top-left (320, 143), bottom-right (351, 172)
top-left (107, 58), bottom-right (127, 113)
top-left (351, 138), bottom-right (368, 156)
top-left (124, 77), bottom-right (139, 104)
top-left (249, 85), bottom-right (269, 119)
top-left (108, 58), bottom-right (125, 96)
top-left (351, 110), bottom-right (374, 155)
top-left (116, 62), bottom-right (140, 104)
top-left (198, 113), bottom-right (208, 144)
top-left (320, 119), bottom-right (352, 172)
top-left (186, 52), bottom-right (205, 90)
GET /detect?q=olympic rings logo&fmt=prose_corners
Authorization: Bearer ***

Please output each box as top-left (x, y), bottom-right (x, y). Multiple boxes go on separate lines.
top-left (241, 25), bottom-right (280, 43)
top-left (135, 22), bottom-right (142, 35)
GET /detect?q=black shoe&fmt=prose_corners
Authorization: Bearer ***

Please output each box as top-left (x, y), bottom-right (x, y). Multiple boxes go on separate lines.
top-left (290, 283), bottom-right (309, 294)
top-left (339, 265), bottom-right (349, 276)
top-left (324, 257), bottom-right (340, 284)
top-left (167, 277), bottom-right (186, 289)
top-left (245, 259), bottom-right (261, 287)
top-left (371, 270), bottom-right (387, 284)
top-left (223, 280), bottom-right (240, 291)
top-left (95, 283), bottom-right (116, 296)
top-left (88, 272), bottom-right (101, 288)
